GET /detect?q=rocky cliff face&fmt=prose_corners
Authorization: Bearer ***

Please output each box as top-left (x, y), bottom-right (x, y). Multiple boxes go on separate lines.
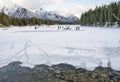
top-left (0, 61), bottom-right (120, 82)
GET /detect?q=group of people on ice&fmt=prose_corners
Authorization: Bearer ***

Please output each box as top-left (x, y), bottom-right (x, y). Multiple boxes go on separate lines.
top-left (34, 25), bottom-right (80, 31)
top-left (58, 25), bottom-right (80, 31)
top-left (75, 26), bottom-right (80, 31)
top-left (58, 25), bottom-right (71, 30)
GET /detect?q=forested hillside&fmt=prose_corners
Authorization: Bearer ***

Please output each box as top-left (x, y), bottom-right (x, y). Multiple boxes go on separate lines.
top-left (0, 12), bottom-right (55, 26)
top-left (80, 1), bottom-right (120, 27)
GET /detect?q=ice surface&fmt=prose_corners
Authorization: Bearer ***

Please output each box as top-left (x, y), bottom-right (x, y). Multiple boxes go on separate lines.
top-left (0, 25), bottom-right (120, 70)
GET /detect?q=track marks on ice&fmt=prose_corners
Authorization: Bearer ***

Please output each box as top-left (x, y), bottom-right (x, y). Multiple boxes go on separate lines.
top-left (0, 40), bottom-right (50, 67)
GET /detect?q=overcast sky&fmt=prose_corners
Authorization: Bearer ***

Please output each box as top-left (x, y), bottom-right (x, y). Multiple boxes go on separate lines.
top-left (0, 0), bottom-right (119, 17)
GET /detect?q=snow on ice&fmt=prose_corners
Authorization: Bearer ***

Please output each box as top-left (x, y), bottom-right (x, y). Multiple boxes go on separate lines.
top-left (0, 25), bottom-right (120, 70)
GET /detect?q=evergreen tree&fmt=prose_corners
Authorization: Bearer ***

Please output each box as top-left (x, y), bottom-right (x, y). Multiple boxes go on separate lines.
top-left (80, 1), bottom-right (120, 27)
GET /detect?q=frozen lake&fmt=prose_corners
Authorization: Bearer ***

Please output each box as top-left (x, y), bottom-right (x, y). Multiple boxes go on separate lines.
top-left (0, 25), bottom-right (120, 70)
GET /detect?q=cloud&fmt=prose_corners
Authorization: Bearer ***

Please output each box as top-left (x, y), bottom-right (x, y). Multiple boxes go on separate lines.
top-left (50, 0), bottom-right (63, 3)
top-left (0, 0), bottom-right (63, 9)
top-left (22, 0), bottom-right (63, 9)
top-left (58, 5), bottom-right (90, 17)
top-left (0, 0), bottom-right (22, 8)
top-left (0, 0), bottom-right (91, 17)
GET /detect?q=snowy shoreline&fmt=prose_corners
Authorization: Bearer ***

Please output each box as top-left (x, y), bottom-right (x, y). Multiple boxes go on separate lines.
top-left (0, 61), bottom-right (120, 82)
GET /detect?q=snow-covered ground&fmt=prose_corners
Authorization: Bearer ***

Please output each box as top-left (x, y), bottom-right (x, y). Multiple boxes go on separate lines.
top-left (0, 25), bottom-right (120, 70)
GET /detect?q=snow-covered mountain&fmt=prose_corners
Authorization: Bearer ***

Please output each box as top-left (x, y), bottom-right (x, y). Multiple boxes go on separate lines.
top-left (3, 5), bottom-right (36, 18)
top-left (2, 4), bottom-right (78, 22)
top-left (66, 15), bottom-right (79, 22)
top-left (35, 9), bottom-right (68, 22)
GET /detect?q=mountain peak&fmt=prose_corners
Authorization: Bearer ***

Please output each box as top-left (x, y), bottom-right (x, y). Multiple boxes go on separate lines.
top-left (2, 4), bottom-right (78, 22)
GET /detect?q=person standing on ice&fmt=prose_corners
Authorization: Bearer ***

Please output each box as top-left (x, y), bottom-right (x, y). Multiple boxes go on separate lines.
top-left (35, 26), bottom-right (37, 30)
top-left (78, 26), bottom-right (80, 30)
top-left (58, 26), bottom-right (59, 30)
